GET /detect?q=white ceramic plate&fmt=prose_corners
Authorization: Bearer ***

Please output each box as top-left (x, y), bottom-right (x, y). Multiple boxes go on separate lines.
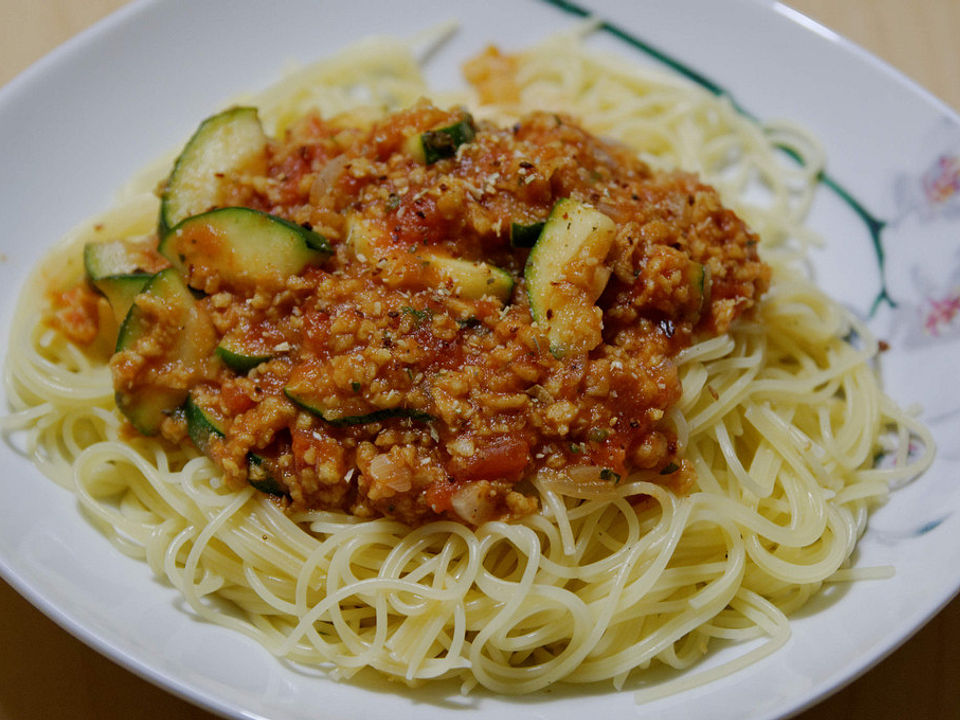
top-left (2, 1), bottom-right (959, 718)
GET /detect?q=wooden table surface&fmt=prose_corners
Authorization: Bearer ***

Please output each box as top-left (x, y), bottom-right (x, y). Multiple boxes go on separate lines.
top-left (1, 1), bottom-right (958, 718)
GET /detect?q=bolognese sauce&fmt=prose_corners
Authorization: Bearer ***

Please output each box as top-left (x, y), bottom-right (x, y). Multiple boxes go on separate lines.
top-left (62, 97), bottom-right (768, 526)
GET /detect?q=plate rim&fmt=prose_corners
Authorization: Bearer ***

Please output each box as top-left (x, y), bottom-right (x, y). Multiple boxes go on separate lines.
top-left (1, 2), bottom-right (959, 719)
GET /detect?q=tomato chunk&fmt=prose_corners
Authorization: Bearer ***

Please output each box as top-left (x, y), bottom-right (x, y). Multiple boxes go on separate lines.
top-left (448, 434), bottom-right (530, 483)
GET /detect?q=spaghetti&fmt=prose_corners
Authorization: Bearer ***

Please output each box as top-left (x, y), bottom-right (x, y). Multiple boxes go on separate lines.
top-left (2, 31), bottom-right (933, 696)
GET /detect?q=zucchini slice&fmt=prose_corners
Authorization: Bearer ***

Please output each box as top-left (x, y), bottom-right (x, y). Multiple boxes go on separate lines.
top-left (524, 198), bottom-right (617, 357)
top-left (92, 274), bottom-right (153, 324)
top-left (160, 106), bottom-right (268, 235)
top-left (84, 240), bottom-right (148, 278)
top-left (84, 241), bottom-right (154, 322)
top-left (115, 268), bottom-right (214, 434)
top-left (115, 268), bottom-right (202, 352)
top-left (421, 254), bottom-right (514, 303)
top-left (114, 386), bottom-right (187, 437)
top-left (284, 384), bottom-right (433, 426)
top-left (185, 393), bottom-right (225, 456)
top-left (348, 217), bottom-right (513, 303)
top-left (407, 116), bottom-right (475, 164)
top-left (159, 207), bottom-right (331, 289)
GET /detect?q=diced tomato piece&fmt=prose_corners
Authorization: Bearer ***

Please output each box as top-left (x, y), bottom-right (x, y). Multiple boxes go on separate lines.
top-left (423, 478), bottom-right (459, 514)
top-left (449, 434), bottom-right (530, 483)
top-left (220, 381), bottom-right (254, 415)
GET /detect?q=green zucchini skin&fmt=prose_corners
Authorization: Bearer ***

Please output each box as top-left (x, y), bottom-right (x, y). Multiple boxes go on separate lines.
top-left (158, 207), bottom-right (331, 289)
top-left (284, 386), bottom-right (434, 426)
top-left (159, 106), bottom-right (268, 235)
top-left (509, 221), bottom-right (545, 248)
top-left (327, 408), bottom-right (435, 426)
top-left (215, 344), bottom-right (273, 373)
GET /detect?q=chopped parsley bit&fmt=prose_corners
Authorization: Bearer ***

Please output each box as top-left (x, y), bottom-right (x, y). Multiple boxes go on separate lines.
top-left (405, 368), bottom-right (414, 381)
top-left (588, 428), bottom-right (609, 442)
top-left (599, 468), bottom-right (621, 483)
top-left (386, 193), bottom-right (400, 210)
top-left (401, 305), bottom-right (433, 325)
top-left (569, 442), bottom-right (584, 454)
top-left (457, 316), bottom-right (481, 329)
top-left (351, 381), bottom-right (362, 393)
top-left (659, 462), bottom-right (679, 475)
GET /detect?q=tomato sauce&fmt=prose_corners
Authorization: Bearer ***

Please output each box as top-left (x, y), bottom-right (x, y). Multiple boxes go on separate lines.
top-left (89, 100), bottom-right (767, 526)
